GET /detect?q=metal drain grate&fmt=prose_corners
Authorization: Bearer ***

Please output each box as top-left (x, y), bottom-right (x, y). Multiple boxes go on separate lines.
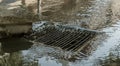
top-left (32, 24), bottom-right (99, 51)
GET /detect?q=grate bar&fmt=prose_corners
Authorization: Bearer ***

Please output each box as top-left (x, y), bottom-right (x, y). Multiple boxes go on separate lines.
top-left (33, 25), bottom-right (98, 51)
top-left (60, 31), bottom-right (87, 49)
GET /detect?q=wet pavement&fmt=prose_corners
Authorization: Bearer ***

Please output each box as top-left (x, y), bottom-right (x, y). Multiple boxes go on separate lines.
top-left (1, 0), bottom-right (120, 66)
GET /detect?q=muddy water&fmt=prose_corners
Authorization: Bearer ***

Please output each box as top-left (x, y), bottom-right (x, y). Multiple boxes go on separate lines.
top-left (78, 20), bottom-right (120, 66)
top-left (43, 0), bottom-right (111, 29)
top-left (1, 0), bottom-right (120, 66)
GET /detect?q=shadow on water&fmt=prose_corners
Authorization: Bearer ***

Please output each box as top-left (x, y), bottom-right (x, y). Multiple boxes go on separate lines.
top-left (0, 38), bottom-right (33, 53)
top-left (0, 37), bottom-right (33, 66)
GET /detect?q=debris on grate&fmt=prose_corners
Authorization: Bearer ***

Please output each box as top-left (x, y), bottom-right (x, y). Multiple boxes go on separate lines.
top-left (29, 22), bottom-right (102, 52)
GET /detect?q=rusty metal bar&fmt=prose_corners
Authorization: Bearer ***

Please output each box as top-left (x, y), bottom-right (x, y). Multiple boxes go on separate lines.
top-left (35, 28), bottom-right (57, 41)
top-left (50, 31), bottom-right (71, 46)
top-left (70, 32), bottom-right (91, 51)
top-left (76, 32), bottom-right (97, 52)
top-left (56, 32), bottom-right (74, 46)
top-left (71, 32), bottom-right (95, 51)
top-left (63, 31), bottom-right (88, 50)
top-left (60, 31), bottom-right (86, 49)
top-left (33, 25), bottom-right (98, 52)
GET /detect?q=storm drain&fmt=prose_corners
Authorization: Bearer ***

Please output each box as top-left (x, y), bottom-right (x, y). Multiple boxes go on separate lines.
top-left (32, 24), bottom-right (99, 51)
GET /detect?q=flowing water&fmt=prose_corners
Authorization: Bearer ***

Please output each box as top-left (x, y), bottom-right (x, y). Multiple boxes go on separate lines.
top-left (1, 0), bottom-right (120, 66)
